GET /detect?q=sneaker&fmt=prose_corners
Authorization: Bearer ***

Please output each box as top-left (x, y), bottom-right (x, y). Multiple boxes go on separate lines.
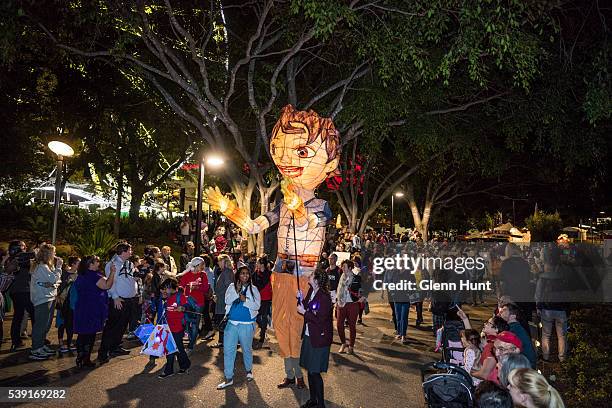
top-left (202, 330), bottom-right (215, 340)
top-left (69, 345), bottom-right (78, 352)
top-left (110, 347), bottom-right (130, 356)
top-left (246, 372), bottom-right (254, 382)
top-left (158, 372), bottom-right (175, 379)
top-left (210, 343), bottom-right (223, 349)
top-left (125, 333), bottom-right (138, 341)
top-left (178, 368), bottom-right (190, 375)
top-left (29, 349), bottom-right (49, 360)
top-left (41, 345), bottom-right (56, 356)
top-left (217, 379), bottom-right (234, 390)
top-left (59, 346), bottom-right (70, 353)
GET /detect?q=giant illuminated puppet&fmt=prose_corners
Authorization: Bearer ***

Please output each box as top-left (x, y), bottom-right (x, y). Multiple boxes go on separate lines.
top-left (204, 104), bottom-right (339, 384)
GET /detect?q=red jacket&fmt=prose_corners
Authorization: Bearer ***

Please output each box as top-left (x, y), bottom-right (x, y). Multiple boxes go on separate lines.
top-left (165, 292), bottom-right (188, 333)
top-left (179, 271), bottom-right (209, 306)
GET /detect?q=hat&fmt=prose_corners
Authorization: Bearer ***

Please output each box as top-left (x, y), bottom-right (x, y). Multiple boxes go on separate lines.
top-left (186, 257), bottom-right (205, 272)
top-left (495, 331), bottom-right (522, 351)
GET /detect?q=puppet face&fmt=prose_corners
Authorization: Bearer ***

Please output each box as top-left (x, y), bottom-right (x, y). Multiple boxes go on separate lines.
top-left (270, 121), bottom-right (338, 190)
top-left (216, 226), bottom-right (226, 236)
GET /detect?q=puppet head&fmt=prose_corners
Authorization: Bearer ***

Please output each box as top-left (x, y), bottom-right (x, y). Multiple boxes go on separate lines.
top-left (215, 226), bottom-right (226, 236)
top-left (270, 105), bottom-right (340, 190)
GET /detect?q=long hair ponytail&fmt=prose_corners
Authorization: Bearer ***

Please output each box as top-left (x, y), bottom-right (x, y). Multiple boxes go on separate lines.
top-left (508, 368), bottom-right (565, 408)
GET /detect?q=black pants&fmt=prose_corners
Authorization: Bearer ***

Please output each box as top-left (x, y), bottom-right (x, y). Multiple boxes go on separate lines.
top-left (10, 292), bottom-right (35, 346)
top-left (76, 333), bottom-right (96, 354)
top-left (164, 330), bottom-right (191, 374)
top-left (308, 372), bottom-right (325, 407)
top-left (214, 313), bottom-right (225, 344)
top-left (257, 300), bottom-right (272, 341)
top-left (200, 299), bottom-right (213, 334)
top-left (58, 307), bottom-right (74, 346)
top-left (413, 302), bottom-right (423, 323)
top-left (99, 297), bottom-right (137, 356)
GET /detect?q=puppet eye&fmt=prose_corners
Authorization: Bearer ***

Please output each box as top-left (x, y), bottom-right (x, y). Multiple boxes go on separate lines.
top-left (295, 146), bottom-right (315, 159)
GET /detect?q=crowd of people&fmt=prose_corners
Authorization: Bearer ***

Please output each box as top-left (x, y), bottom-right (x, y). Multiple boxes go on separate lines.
top-left (0, 225), bottom-right (585, 408)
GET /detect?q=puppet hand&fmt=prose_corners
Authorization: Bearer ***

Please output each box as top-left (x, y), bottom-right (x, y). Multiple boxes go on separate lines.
top-left (204, 186), bottom-right (235, 215)
top-left (281, 178), bottom-right (303, 211)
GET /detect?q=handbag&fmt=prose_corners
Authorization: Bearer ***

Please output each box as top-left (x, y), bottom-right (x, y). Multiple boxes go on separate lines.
top-left (0, 272), bottom-right (15, 293)
top-left (218, 293), bottom-right (243, 331)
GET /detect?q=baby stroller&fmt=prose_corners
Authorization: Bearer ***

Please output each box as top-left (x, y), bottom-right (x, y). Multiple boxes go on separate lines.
top-left (435, 319), bottom-right (465, 365)
top-left (421, 361), bottom-right (475, 408)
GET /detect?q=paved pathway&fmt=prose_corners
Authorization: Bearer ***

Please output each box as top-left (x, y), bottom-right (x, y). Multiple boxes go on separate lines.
top-left (0, 300), bottom-right (493, 407)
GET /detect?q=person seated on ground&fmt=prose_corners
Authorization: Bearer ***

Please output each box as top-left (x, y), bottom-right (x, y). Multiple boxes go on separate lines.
top-left (457, 307), bottom-right (509, 384)
top-left (475, 381), bottom-right (513, 408)
top-left (498, 302), bottom-right (537, 368)
top-left (507, 368), bottom-right (565, 408)
top-left (498, 352), bottom-right (531, 389)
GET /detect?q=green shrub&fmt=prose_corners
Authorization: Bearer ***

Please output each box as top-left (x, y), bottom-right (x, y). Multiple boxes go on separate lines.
top-left (560, 306), bottom-right (612, 408)
top-left (73, 225), bottom-right (119, 260)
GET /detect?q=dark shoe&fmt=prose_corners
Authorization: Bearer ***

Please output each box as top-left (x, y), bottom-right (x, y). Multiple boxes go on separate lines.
top-left (158, 372), bottom-right (175, 379)
top-left (76, 353), bottom-right (84, 368)
top-left (296, 377), bottom-right (306, 389)
top-left (44, 339), bottom-right (51, 346)
top-left (277, 378), bottom-right (296, 388)
top-left (97, 354), bottom-right (109, 364)
top-left (252, 340), bottom-right (262, 350)
top-left (110, 347), bottom-right (130, 356)
top-left (300, 400), bottom-right (317, 408)
top-left (357, 319), bottom-right (363, 325)
top-left (10, 343), bottom-right (23, 352)
top-left (178, 368), bottom-right (190, 375)
top-left (82, 353), bottom-right (95, 368)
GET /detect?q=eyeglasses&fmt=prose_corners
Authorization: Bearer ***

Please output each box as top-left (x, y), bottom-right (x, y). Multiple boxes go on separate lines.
top-left (494, 346), bottom-right (516, 355)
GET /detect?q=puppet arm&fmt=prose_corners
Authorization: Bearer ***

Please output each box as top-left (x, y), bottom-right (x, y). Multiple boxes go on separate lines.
top-left (280, 178), bottom-right (318, 230)
top-left (204, 186), bottom-right (270, 234)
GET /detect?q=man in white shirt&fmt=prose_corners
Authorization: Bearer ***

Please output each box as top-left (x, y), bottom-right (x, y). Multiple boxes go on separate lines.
top-left (98, 242), bottom-right (138, 363)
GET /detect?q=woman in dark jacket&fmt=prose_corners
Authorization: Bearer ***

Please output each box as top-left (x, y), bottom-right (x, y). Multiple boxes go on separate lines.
top-left (297, 269), bottom-right (333, 408)
top-left (72, 256), bottom-right (116, 368)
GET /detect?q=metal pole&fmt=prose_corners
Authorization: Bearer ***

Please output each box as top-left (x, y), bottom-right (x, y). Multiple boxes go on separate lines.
top-left (51, 156), bottom-right (63, 245)
top-left (195, 159), bottom-right (205, 254)
top-left (391, 194), bottom-right (394, 236)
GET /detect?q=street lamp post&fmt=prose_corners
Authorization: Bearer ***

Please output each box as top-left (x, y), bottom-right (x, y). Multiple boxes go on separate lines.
top-left (194, 154), bottom-right (224, 254)
top-left (391, 191), bottom-right (404, 236)
top-left (48, 141), bottom-right (75, 245)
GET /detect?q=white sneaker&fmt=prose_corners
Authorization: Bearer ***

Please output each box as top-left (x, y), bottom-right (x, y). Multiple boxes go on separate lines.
top-left (246, 372), bottom-right (254, 382)
top-left (217, 379), bottom-right (234, 390)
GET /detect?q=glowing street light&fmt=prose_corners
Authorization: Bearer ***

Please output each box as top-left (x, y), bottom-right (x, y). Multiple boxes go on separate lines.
top-left (391, 191), bottom-right (404, 236)
top-left (47, 140), bottom-right (75, 245)
top-left (195, 153), bottom-right (224, 253)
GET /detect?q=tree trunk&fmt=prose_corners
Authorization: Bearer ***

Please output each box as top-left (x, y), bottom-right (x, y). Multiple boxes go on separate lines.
top-left (129, 187), bottom-right (146, 222)
top-left (114, 162), bottom-right (123, 237)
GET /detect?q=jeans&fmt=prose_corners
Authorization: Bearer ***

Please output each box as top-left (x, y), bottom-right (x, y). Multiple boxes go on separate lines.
top-left (32, 301), bottom-right (53, 350)
top-left (164, 330), bottom-right (191, 374)
top-left (540, 309), bottom-right (568, 361)
top-left (10, 292), bottom-right (35, 345)
top-left (186, 306), bottom-right (203, 349)
top-left (223, 322), bottom-right (255, 380)
top-left (394, 302), bottom-right (410, 337)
